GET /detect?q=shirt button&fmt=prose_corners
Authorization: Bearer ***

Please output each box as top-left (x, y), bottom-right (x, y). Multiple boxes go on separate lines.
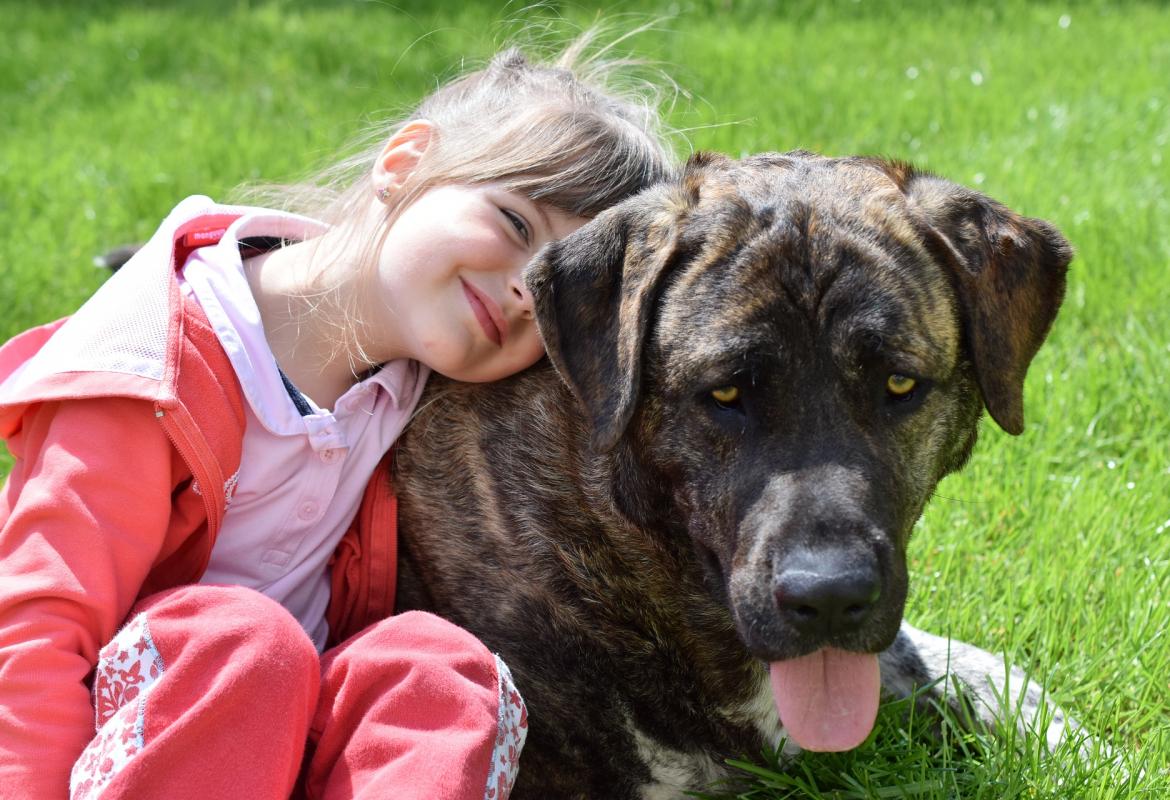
top-left (298, 501), bottom-right (319, 521)
top-left (320, 448), bottom-right (341, 464)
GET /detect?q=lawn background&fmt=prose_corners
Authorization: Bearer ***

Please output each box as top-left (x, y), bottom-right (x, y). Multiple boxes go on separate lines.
top-left (2, 0), bottom-right (1168, 796)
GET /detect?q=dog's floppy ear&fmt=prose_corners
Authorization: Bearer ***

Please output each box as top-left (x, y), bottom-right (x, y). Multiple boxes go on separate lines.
top-left (526, 199), bottom-right (678, 453)
top-left (903, 172), bottom-right (1072, 435)
top-left (526, 154), bottom-right (723, 451)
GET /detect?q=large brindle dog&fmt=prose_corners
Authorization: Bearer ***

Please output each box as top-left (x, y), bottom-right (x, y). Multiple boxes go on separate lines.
top-left (391, 151), bottom-right (1078, 798)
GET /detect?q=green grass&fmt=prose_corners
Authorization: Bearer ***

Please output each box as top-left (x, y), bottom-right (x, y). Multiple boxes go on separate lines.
top-left (2, 0), bottom-right (1168, 796)
top-left (690, 682), bottom-right (1148, 799)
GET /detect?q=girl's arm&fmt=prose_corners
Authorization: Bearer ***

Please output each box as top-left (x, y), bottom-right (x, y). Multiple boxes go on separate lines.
top-left (0, 397), bottom-right (182, 798)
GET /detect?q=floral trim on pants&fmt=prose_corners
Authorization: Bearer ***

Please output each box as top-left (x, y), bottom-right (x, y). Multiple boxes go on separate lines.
top-left (70, 614), bottom-right (167, 800)
top-left (484, 656), bottom-right (528, 800)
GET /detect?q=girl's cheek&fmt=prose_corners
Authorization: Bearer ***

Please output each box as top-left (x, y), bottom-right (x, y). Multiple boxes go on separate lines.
top-left (519, 333), bottom-right (545, 368)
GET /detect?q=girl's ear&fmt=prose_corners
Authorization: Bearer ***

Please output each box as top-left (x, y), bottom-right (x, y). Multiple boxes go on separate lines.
top-left (372, 120), bottom-right (434, 197)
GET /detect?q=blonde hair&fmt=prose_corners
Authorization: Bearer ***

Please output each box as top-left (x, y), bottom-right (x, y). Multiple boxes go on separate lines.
top-left (239, 25), bottom-right (679, 370)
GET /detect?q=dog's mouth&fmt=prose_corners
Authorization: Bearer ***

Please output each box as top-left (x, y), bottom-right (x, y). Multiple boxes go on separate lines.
top-left (716, 481), bottom-right (906, 752)
top-left (719, 533), bottom-right (901, 753)
top-left (769, 648), bottom-right (881, 751)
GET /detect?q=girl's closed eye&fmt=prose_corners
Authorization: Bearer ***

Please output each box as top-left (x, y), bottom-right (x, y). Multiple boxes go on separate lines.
top-left (501, 207), bottom-right (531, 246)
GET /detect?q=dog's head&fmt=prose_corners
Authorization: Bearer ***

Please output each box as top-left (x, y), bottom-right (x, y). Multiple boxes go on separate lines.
top-left (527, 150), bottom-right (1070, 749)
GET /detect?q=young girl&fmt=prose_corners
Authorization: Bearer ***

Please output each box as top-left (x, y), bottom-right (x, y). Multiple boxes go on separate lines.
top-left (0, 34), bottom-right (675, 800)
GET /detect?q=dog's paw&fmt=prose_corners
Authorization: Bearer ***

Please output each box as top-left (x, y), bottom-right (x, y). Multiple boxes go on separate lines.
top-left (881, 622), bottom-right (1094, 755)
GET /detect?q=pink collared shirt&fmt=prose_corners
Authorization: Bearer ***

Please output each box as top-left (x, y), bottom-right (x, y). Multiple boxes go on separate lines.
top-left (179, 209), bottom-right (428, 650)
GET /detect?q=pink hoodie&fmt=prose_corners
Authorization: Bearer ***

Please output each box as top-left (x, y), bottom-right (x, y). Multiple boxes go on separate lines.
top-left (0, 198), bottom-right (398, 797)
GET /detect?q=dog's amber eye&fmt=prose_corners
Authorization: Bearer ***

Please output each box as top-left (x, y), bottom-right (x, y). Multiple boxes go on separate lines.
top-left (886, 374), bottom-right (917, 397)
top-left (711, 386), bottom-right (740, 406)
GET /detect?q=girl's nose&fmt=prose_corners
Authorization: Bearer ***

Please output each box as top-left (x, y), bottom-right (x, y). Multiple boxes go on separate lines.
top-left (509, 275), bottom-right (535, 319)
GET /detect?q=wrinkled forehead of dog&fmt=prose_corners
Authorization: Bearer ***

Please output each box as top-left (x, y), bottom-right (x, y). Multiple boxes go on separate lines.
top-left (530, 148), bottom-right (1068, 443)
top-left (652, 151), bottom-right (964, 384)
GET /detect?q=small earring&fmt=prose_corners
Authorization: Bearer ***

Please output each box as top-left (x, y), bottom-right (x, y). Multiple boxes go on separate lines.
top-left (375, 186), bottom-right (391, 203)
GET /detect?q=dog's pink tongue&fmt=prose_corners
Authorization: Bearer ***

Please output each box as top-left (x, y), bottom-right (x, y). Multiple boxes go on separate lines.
top-left (769, 648), bottom-right (880, 752)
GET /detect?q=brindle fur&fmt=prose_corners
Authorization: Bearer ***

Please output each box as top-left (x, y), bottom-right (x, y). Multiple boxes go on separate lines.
top-left (391, 151), bottom-right (1077, 798)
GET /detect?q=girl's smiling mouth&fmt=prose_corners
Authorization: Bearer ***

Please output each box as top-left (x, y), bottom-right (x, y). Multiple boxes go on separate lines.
top-left (460, 278), bottom-right (506, 347)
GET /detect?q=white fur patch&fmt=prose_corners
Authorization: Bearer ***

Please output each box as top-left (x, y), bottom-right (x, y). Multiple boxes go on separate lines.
top-left (626, 671), bottom-right (800, 800)
top-left (727, 667), bottom-right (795, 754)
top-left (628, 717), bottom-right (723, 799)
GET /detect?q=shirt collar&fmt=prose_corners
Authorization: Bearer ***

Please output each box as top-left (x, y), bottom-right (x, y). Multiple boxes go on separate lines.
top-left (181, 207), bottom-right (429, 437)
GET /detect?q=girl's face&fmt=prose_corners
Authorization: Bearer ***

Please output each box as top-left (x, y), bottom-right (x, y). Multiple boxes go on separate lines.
top-left (366, 182), bottom-right (587, 382)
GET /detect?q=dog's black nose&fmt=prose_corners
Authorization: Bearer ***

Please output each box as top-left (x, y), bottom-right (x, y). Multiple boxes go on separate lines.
top-left (773, 548), bottom-right (881, 637)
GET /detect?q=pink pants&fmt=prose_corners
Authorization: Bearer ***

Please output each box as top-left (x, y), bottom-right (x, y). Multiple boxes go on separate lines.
top-left (68, 585), bottom-right (526, 800)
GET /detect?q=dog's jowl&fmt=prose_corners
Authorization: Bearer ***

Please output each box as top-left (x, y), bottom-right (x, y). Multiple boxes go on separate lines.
top-left (390, 151), bottom-right (1077, 798)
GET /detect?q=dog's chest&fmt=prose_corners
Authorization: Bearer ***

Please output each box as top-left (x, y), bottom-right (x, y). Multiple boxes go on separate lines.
top-left (629, 670), bottom-right (794, 797)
